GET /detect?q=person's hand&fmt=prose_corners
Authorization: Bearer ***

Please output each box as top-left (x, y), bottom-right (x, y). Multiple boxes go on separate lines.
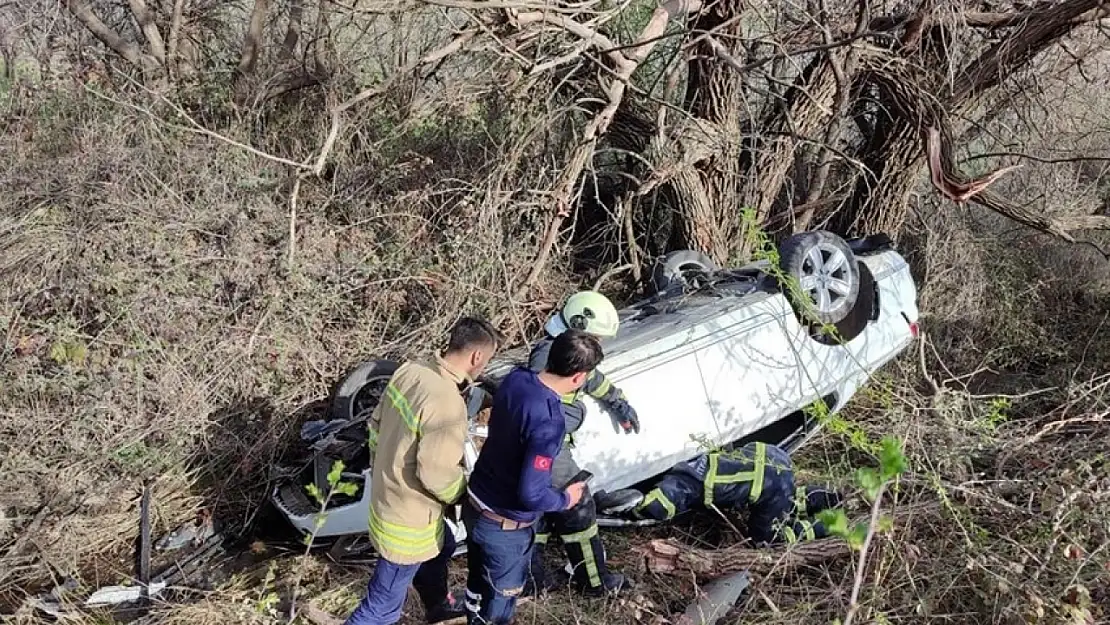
top-left (611, 399), bottom-right (641, 434)
top-left (564, 481), bottom-right (587, 509)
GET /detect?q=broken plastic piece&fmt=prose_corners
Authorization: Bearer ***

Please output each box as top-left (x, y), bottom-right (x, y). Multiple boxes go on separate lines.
top-left (85, 582), bottom-right (167, 607)
top-left (155, 509), bottom-right (218, 552)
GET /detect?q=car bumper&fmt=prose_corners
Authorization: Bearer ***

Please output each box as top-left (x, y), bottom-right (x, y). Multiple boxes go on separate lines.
top-left (269, 474), bottom-right (470, 555)
top-left (269, 476), bottom-right (375, 539)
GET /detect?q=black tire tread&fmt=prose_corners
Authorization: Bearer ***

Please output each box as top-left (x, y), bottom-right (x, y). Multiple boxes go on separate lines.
top-left (327, 359), bottom-right (400, 422)
top-left (650, 249), bottom-right (720, 294)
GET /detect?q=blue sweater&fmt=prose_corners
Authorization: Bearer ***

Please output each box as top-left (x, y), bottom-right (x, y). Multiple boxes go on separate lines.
top-left (468, 367), bottom-right (570, 522)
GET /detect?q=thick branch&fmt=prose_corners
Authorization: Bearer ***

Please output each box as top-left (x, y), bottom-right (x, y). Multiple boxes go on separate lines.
top-left (66, 0), bottom-right (154, 69)
top-left (312, 0), bottom-right (334, 77)
top-left (166, 0), bottom-right (187, 65)
top-left (283, 0), bottom-right (305, 58)
top-left (509, 0), bottom-right (703, 303)
top-left (128, 0), bottom-right (167, 64)
top-left (797, 0), bottom-right (869, 231)
top-left (867, 4), bottom-right (1109, 31)
top-left (952, 0), bottom-right (1107, 102)
top-left (237, 0), bottom-right (271, 77)
top-left (925, 125), bottom-right (1110, 241)
top-left (925, 125), bottom-right (1022, 203)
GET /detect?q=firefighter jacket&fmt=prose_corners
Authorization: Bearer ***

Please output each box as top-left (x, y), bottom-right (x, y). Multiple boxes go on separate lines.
top-left (527, 335), bottom-right (638, 437)
top-left (632, 443), bottom-right (830, 544)
top-left (366, 355), bottom-right (470, 564)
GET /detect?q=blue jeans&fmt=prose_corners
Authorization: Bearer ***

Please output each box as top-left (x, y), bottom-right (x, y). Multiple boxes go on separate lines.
top-left (344, 522), bottom-right (456, 625)
top-left (462, 500), bottom-right (536, 625)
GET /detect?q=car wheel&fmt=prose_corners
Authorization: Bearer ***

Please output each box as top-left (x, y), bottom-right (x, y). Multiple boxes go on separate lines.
top-left (328, 360), bottom-right (401, 422)
top-left (326, 534), bottom-right (378, 564)
top-left (777, 230), bottom-right (860, 325)
top-left (650, 250), bottom-right (720, 294)
top-left (811, 261), bottom-right (877, 345)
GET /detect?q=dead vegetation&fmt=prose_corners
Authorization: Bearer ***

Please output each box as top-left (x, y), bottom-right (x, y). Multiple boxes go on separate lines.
top-left (2, 0), bottom-right (1110, 622)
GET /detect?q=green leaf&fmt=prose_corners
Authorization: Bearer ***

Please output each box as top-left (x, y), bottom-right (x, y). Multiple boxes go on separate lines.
top-left (335, 482), bottom-right (359, 497)
top-left (327, 459), bottom-right (346, 487)
top-left (48, 340), bottom-right (68, 364)
top-left (879, 436), bottom-right (908, 480)
top-left (305, 483), bottom-right (323, 505)
top-left (817, 508), bottom-right (849, 538)
top-left (847, 522), bottom-right (869, 550)
top-left (877, 514), bottom-right (894, 533)
top-left (857, 467), bottom-right (882, 501)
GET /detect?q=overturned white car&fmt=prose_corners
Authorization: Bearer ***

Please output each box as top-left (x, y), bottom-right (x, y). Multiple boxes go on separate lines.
top-left (270, 230), bottom-right (920, 559)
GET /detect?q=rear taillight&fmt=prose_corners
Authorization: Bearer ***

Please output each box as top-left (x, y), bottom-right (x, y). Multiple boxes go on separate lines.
top-left (900, 312), bottom-right (919, 338)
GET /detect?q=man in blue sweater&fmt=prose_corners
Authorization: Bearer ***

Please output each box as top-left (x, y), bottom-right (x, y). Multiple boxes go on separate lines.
top-left (461, 329), bottom-right (603, 625)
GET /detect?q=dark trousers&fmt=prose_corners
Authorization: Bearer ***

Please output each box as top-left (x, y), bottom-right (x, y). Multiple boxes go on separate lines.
top-left (528, 448), bottom-right (612, 591)
top-left (344, 521), bottom-right (456, 625)
top-left (462, 499), bottom-right (536, 624)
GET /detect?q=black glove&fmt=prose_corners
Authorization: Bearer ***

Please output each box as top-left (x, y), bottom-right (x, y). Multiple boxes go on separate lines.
top-left (608, 398), bottom-right (640, 434)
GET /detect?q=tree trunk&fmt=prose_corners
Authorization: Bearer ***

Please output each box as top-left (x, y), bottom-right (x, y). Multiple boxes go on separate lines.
top-left (635, 537), bottom-right (852, 579)
top-left (740, 56), bottom-right (839, 225)
top-left (671, 167), bottom-right (724, 258)
top-left (831, 57), bottom-right (942, 237)
top-left (236, 0), bottom-right (270, 78)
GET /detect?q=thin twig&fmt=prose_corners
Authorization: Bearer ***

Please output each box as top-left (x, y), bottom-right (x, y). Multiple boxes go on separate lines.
top-left (288, 175), bottom-right (303, 269)
top-left (313, 29), bottom-right (479, 175)
top-left (842, 482), bottom-right (887, 625)
top-left (592, 263), bottom-right (633, 291)
top-left (85, 82), bottom-right (313, 171)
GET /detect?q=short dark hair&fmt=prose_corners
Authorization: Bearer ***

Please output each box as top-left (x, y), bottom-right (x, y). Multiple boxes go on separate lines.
top-left (545, 329), bottom-right (604, 377)
top-left (446, 316), bottom-right (502, 354)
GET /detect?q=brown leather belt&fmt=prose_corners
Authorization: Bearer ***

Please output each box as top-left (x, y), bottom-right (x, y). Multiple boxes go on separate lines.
top-left (469, 496), bottom-right (535, 530)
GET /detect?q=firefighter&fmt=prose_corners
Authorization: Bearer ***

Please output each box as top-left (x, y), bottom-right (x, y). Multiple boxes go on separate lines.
top-left (595, 442), bottom-right (844, 545)
top-left (344, 317), bottom-right (501, 625)
top-left (524, 290), bottom-right (639, 597)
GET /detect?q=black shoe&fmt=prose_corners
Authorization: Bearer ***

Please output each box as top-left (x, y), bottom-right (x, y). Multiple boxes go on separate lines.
top-left (576, 572), bottom-right (634, 597)
top-left (594, 489), bottom-right (645, 515)
top-left (805, 486), bottom-right (844, 515)
top-left (424, 591), bottom-right (466, 624)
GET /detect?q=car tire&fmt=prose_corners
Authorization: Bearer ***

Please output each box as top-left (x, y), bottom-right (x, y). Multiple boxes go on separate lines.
top-left (777, 230), bottom-right (860, 325)
top-left (811, 261), bottom-right (877, 345)
top-left (328, 359), bottom-right (400, 422)
top-left (650, 250), bottom-right (720, 294)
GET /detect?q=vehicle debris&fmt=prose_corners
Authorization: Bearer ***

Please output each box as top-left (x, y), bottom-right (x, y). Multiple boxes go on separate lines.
top-left (85, 581), bottom-right (168, 607)
top-left (27, 578), bottom-right (78, 618)
top-left (677, 571), bottom-right (750, 625)
top-left (155, 508), bottom-right (219, 552)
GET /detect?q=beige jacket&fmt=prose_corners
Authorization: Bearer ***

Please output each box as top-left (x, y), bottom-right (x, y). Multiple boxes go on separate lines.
top-left (366, 355), bottom-right (470, 564)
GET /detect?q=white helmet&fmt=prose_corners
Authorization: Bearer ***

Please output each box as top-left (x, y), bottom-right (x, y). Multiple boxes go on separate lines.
top-left (544, 290), bottom-right (620, 339)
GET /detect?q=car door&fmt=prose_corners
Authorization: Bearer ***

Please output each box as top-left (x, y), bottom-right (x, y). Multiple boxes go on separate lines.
top-left (560, 302), bottom-right (715, 494)
top-left (692, 292), bottom-right (811, 447)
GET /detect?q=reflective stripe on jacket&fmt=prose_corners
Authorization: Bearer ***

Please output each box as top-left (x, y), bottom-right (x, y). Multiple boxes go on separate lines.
top-left (366, 355), bottom-right (470, 564)
top-left (703, 442), bottom-right (793, 508)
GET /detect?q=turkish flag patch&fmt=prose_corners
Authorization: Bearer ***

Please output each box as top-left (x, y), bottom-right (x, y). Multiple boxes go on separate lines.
top-left (532, 455), bottom-right (553, 471)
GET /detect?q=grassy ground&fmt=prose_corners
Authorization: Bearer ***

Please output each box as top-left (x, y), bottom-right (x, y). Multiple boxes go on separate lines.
top-left (2, 75), bottom-right (1109, 625)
